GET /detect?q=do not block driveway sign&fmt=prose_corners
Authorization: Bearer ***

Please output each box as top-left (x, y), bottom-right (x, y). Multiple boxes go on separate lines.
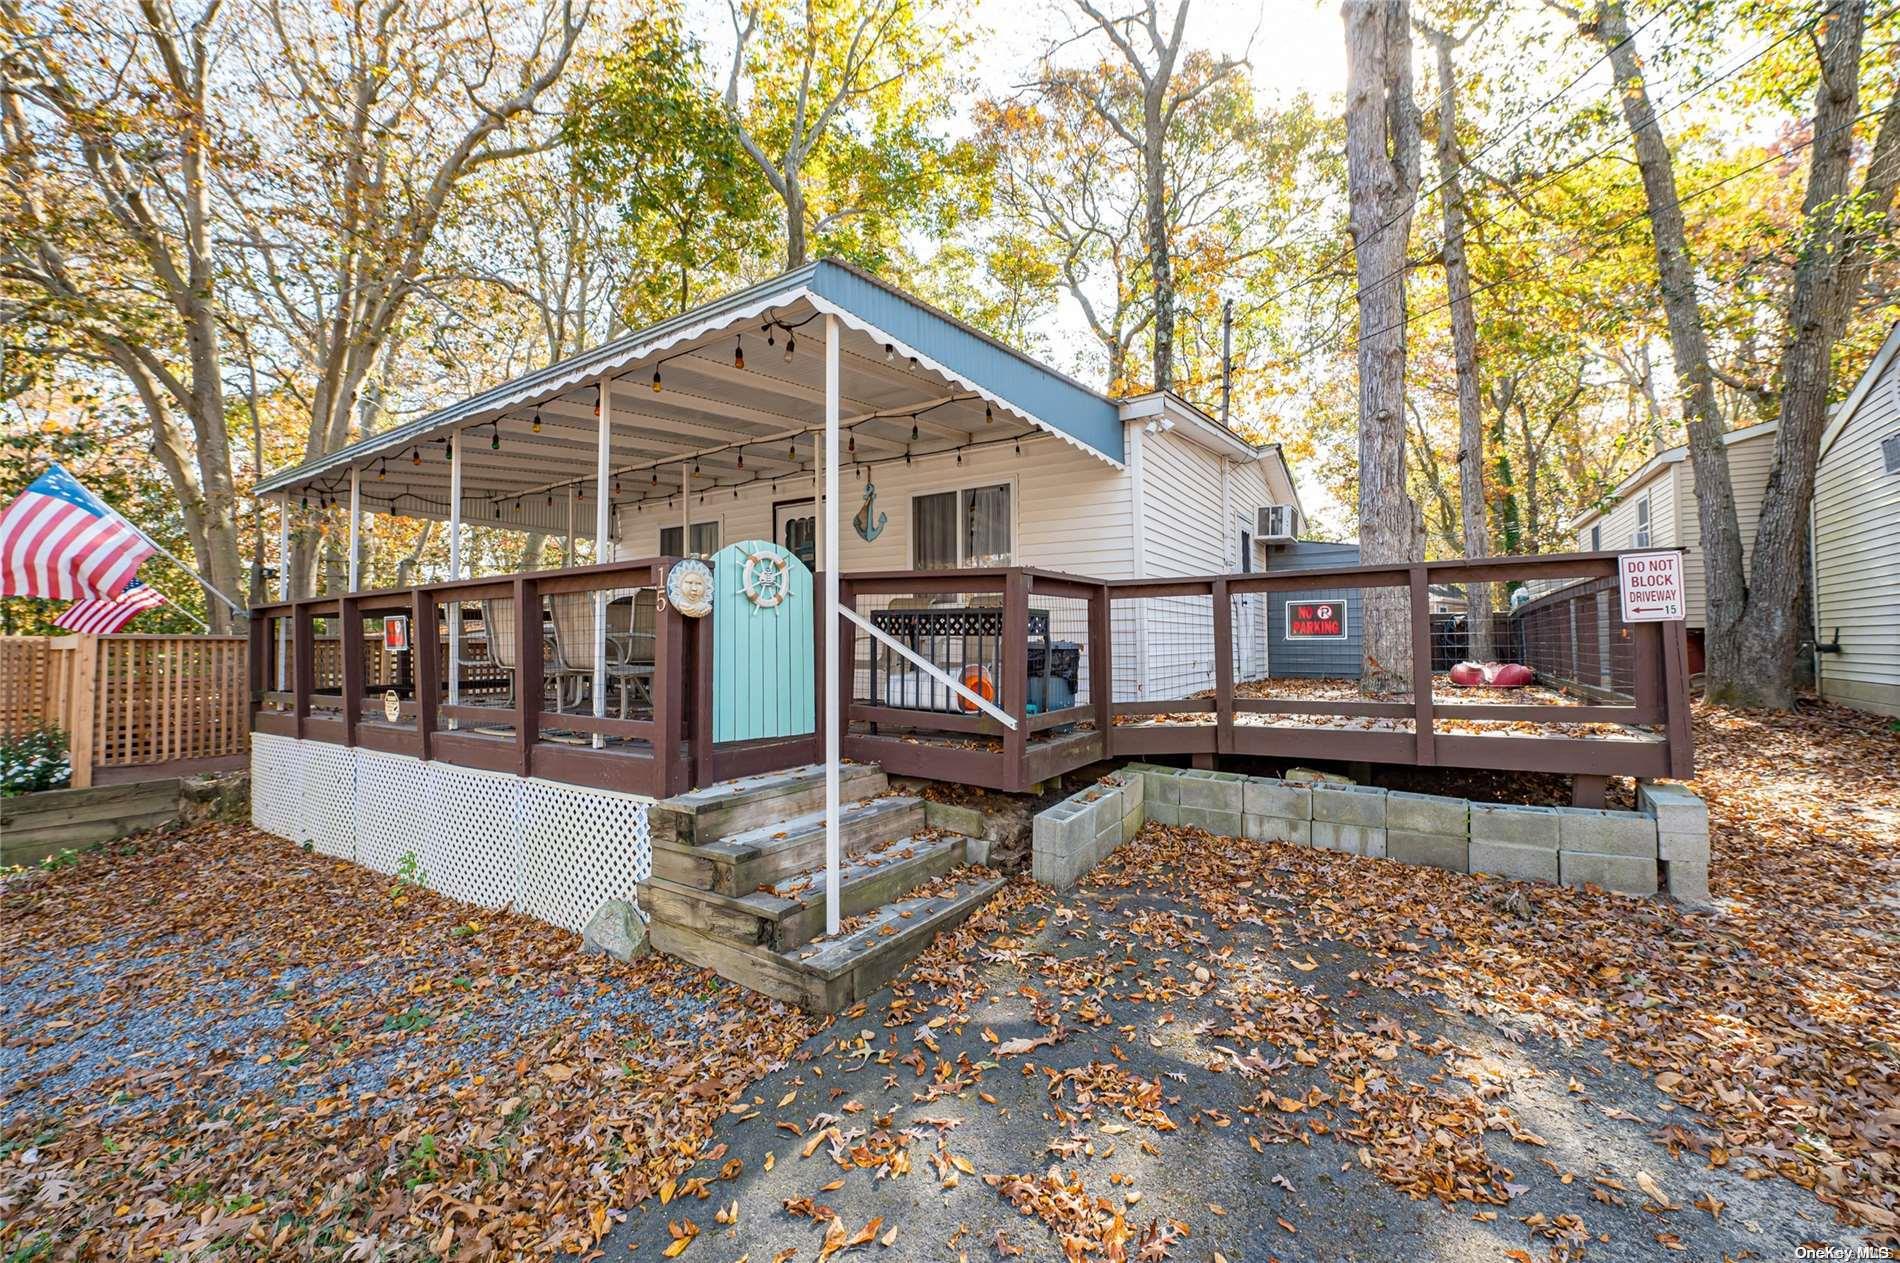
top-left (1619, 550), bottom-right (1685, 622)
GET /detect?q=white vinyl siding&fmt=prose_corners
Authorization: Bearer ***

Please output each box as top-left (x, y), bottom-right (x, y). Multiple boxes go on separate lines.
top-left (1572, 426), bottom-right (1780, 631)
top-left (1129, 429), bottom-right (1286, 697)
top-left (616, 435), bottom-right (1133, 578)
top-left (1674, 428), bottom-right (1777, 631)
top-left (1813, 340), bottom-right (1900, 716)
top-left (615, 421), bottom-right (1286, 712)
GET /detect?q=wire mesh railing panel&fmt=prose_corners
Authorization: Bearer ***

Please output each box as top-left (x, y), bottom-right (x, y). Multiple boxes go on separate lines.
top-left (1503, 577), bottom-right (1637, 705)
top-left (1234, 583), bottom-right (1413, 712)
top-left (1231, 591), bottom-right (1270, 685)
top-left (851, 589), bottom-right (1009, 715)
top-left (1033, 591), bottom-right (1093, 713)
top-left (1109, 594), bottom-right (1215, 706)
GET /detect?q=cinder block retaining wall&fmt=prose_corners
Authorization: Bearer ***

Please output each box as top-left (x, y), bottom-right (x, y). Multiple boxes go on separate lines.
top-left (1032, 765), bottom-right (1710, 904)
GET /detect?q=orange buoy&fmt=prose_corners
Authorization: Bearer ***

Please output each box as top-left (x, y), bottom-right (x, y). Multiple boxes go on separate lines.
top-left (958, 664), bottom-right (996, 712)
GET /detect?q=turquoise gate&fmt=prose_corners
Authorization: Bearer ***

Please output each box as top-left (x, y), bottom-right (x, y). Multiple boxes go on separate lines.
top-left (709, 540), bottom-right (816, 744)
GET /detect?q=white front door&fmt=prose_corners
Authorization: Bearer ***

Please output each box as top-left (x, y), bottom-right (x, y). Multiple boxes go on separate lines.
top-left (775, 499), bottom-right (816, 571)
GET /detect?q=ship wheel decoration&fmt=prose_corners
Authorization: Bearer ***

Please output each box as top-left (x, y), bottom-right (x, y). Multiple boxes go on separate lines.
top-left (742, 550), bottom-right (792, 608)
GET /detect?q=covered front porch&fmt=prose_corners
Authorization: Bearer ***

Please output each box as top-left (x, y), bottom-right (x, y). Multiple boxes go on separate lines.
top-left (252, 261), bottom-right (1131, 803)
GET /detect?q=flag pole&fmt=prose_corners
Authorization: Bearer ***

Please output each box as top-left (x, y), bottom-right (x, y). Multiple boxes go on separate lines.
top-left (102, 504), bottom-right (245, 616)
top-left (138, 580), bottom-right (210, 632)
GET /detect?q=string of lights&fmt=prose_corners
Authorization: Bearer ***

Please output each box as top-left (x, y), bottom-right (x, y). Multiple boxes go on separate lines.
top-left (287, 312), bottom-right (1018, 522)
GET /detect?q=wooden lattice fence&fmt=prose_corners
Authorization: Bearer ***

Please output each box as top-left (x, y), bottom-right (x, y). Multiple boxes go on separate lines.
top-left (0, 635), bottom-right (248, 786)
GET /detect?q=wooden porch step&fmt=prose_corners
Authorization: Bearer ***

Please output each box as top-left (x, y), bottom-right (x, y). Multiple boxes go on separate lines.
top-left (648, 761), bottom-right (887, 847)
top-left (646, 870), bottom-right (1007, 1012)
top-left (650, 795), bottom-right (927, 895)
top-left (640, 832), bottom-right (969, 953)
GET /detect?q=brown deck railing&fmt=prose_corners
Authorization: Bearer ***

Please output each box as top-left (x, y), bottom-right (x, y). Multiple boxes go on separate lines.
top-left (253, 557), bottom-right (696, 799)
top-left (1103, 552), bottom-right (1692, 786)
top-left (253, 549), bottom-right (1692, 800)
top-left (836, 568), bottom-right (1112, 792)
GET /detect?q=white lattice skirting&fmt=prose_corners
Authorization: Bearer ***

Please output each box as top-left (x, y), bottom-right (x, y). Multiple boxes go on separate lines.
top-left (250, 733), bottom-right (651, 933)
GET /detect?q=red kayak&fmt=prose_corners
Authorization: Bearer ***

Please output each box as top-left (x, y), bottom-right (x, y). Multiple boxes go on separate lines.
top-left (1450, 661), bottom-right (1534, 688)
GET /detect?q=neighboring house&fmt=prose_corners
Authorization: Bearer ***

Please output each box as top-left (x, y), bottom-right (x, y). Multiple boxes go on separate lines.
top-left (1567, 419), bottom-right (1781, 673)
top-left (615, 379), bottom-right (1304, 705)
top-left (1812, 321), bottom-right (1900, 718)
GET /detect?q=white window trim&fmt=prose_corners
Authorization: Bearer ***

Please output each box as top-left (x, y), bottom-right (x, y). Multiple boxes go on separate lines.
top-left (1633, 493), bottom-right (1652, 549)
top-left (910, 474), bottom-right (1020, 570)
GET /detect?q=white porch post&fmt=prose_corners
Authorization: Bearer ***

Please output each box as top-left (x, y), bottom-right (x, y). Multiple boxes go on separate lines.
top-left (276, 493), bottom-right (290, 691)
top-left (347, 465), bottom-right (362, 592)
top-left (823, 314), bottom-right (842, 936)
top-left (566, 485), bottom-right (577, 566)
top-left (681, 462), bottom-right (690, 549)
top-left (594, 381), bottom-right (611, 749)
top-left (447, 429), bottom-right (464, 728)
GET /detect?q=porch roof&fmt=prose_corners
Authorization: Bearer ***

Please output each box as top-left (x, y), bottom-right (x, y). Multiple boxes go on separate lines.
top-left (256, 260), bottom-right (1124, 535)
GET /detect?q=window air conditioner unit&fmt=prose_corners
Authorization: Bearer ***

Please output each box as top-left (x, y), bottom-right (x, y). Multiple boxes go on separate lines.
top-left (1256, 504), bottom-right (1297, 542)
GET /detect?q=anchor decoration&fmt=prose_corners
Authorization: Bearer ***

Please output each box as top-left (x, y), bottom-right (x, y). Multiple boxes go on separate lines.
top-left (853, 480), bottom-right (887, 542)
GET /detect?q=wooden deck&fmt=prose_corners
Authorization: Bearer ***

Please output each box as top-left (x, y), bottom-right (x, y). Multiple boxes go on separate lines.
top-left (251, 550), bottom-right (1693, 798)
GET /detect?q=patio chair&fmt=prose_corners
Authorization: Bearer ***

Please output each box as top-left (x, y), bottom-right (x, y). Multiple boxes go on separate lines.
top-left (476, 596), bottom-right (562, 711)
top-left (548, 590), bottom-right (651, 720)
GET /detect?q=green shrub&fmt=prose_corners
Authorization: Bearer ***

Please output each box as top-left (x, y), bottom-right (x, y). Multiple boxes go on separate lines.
top-left (1, 724), bottom-right (70, 797)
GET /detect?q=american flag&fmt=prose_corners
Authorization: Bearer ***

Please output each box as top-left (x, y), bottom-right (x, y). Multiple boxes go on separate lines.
top-left (0, 464), bottom-right (155, 600)
top-left (54, 579), bottom-right (168, 634)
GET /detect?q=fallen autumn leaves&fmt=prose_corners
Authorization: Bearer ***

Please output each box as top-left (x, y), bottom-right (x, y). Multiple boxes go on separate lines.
top-left (0, 825), bottom-right (822, 1258)
top-left (3, 697), bottom-right (1895, 1259)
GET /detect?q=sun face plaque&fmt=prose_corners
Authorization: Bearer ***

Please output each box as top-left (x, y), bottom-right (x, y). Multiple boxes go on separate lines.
top-left (666, 559), bottom-right (714, 619)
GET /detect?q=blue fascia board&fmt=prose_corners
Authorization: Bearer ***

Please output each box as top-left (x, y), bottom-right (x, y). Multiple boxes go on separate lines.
top-left (812, 261), bottom-right (1124, 464)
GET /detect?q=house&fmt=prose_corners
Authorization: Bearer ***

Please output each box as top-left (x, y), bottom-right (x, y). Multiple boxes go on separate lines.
top-left (1811, 322), bottom-right (1900, 717)
top-left (610, 371), bottom-right (1306, 708)
top-left (1566, 419), bottom-right (1781, 673)
top-left (245, 260), bottom-right (1694, 1010)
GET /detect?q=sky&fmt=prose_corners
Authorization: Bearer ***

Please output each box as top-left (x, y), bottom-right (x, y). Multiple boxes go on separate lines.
top-left (967, 0), bottom-right (1349, 103)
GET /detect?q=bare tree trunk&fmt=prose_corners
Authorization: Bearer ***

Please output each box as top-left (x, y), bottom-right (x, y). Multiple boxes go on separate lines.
top-left (1582, 0), bottom-right (1745, 689)
top-left (1422, 23), bottom-right (1493, 659)
top-left (1343, 0), bottom-right (1421, 695)
top-left (1068, 0), bottom-right (1234, 394)
top-left (1736, 5), bottom-right (1894, 706)
top-left (784, 173), bottom-right (808, 268)
top-left (0, 0), bottom-right (247, 630)
top-left (1142, 65), bottom-right (1175, 392)
top-left (1489, 376), bottom-right (1523, 555)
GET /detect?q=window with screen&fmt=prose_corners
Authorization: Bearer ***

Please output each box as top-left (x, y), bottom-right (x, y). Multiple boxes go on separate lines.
top-left (964, 484), bottom-right (1011, 566)
top-left (1634, 495), bottom-right (1651, 548)
top-left (913, 491), bottom-right (958, 569)
top-left (912, 484), bottom-right (1011, 568)
top-left (1591, 524), bottom-right (1602, 551)
top-left (1882, 431), bottom-right (1900, 475)
top-left (660, 522), bottom-right (721, 556)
